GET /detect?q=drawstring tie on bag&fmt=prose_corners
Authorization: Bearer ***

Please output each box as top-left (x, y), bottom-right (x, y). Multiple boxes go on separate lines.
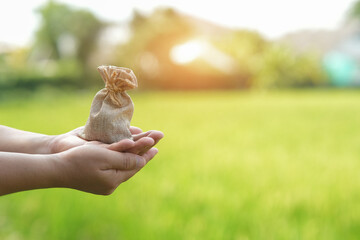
top-left (98, 66), bottom-right (138, 107)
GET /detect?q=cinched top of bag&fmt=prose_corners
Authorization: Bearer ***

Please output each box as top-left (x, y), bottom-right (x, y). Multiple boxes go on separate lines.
top-left (98, 65), bottom-right (138, 91)
top-left (97, 65), bottom-right (138, 106)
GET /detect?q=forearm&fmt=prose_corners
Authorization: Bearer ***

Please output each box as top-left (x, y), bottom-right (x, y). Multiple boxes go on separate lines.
top-left (0, 152), bottom-right (60, 196)
top-left (0, 125), bottom-right (53, 154)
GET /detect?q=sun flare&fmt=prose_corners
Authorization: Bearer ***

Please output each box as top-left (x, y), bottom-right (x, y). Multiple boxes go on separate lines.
top-left (170, 40), bottom-right (205, 64)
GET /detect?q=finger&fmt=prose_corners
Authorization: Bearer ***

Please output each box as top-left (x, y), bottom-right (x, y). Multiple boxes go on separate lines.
top-left (142, 148), bottom-right (159, 163)
top-left (145, 131), bottom-right (164, 145)
top-left (107, 139), bottom-right (135, 152)
top-left (130, 126), bottom-right (143, 134)
top-left (107, 152), bottom-right (145, 170)
top-left (127, 137), bottom-right (154, 155)
top-left (118, 148), bottom-right (158, 182)
top-left (132, 131), bottom-right (152, 141)
top-left (132, 130), bottom-right (164, 143)
top-left (136, 131), bottom-right (163, 155)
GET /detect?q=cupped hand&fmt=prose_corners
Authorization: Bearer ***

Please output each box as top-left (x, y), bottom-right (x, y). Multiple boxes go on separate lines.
top-left (55, 144), bottom-right (158, 195)
top-left (50, 126), bottom-right (164, 155)
top-left (107, 127), bottom-right (164, 155)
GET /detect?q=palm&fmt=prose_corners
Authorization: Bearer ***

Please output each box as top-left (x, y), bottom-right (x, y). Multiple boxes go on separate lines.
top-left (50, 127), bottom-right (87, 153)
top-left (50, 126), bottom-right (163, 155)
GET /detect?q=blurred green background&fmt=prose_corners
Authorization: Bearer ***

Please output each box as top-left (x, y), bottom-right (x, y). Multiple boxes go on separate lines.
top-left (1, 0), bottom-right (360, 239)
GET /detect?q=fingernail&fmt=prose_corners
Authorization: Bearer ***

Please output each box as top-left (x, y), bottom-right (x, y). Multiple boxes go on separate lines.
top-left (136, 156), bottom-right (145, 167)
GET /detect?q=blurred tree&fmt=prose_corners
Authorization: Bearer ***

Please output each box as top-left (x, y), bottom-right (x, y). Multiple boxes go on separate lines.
top-left (116, 7), bottom-right (329, 89)
top-left (0, 47), bottom-right (78, 91)
top-left (212, 30), bottom-right (268, 88)
top-left (1, 4), bottom-right (329, 91)
top-left (116, 8), bottom-right (270, 89)
top-left (116, 8), bottom-right (200, 89)
top-left (34, 1), bottom-right (106, 84)
top-left (348, 0), bottom-right (360, 20)
top-left (254, 44), bottom-right (328, 88)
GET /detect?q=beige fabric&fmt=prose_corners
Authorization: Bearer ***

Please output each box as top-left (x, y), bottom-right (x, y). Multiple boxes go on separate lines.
top-left (81, 65), bottom-right (138, 143)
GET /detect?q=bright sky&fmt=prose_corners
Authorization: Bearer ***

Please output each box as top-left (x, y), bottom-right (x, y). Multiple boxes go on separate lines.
top-left (0, 0), bottom-right (357, 47)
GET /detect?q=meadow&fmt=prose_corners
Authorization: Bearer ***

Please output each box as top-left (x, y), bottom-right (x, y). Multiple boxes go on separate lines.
top-left (0, 89), bottom-right (360, 240)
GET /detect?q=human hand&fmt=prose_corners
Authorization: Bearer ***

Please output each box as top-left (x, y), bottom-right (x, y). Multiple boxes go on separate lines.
top-left (107, 127), bottom-right (164, 155)
top-left (54, 144), bottom-right (158, 195)
top-left (50, 126), bottom-right (164, 155)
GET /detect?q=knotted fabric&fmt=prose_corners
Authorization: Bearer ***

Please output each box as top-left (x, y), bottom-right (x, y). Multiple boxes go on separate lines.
top-left (81, 66), bottom-right (138, 143)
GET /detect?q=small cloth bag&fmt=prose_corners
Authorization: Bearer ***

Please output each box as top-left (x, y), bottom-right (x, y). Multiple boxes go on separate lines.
top-left (81, 65), bottom-right (138, 143)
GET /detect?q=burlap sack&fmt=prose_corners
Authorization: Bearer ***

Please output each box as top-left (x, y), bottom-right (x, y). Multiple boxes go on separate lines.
top-left (81, 65), bottom-right (138, 143)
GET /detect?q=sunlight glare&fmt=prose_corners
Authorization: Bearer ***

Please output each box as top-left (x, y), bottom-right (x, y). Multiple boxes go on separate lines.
top-left (170, 40), bottom-right (205, 64)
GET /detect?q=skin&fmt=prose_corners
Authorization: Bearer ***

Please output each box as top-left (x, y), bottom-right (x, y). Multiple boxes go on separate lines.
top-left (0, 125), bottom-right (164, 196)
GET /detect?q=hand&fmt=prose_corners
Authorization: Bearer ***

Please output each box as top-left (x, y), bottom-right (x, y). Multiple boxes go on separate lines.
top-left (50, 126), bottom-right (164, 155)
top-left (54, 144), bottom-right (158, 195)
top-left (108, 127), bottom-right (164, 155)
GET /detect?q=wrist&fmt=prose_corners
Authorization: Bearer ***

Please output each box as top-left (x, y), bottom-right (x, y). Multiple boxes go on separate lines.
top-left (20, 133), bottom-right (55, 154)
top-left (46, 134), bottom-right (59, 154)
top-left (49, 152), bottom-right (71, 188)
top-left (31, 153), bottom-right (66, 190)
top-left (40, 134), bottom-right (56, 154)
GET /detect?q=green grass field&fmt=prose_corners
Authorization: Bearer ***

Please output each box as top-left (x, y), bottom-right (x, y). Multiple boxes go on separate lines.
top-left (1, 90), bottom-right (360, 240)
